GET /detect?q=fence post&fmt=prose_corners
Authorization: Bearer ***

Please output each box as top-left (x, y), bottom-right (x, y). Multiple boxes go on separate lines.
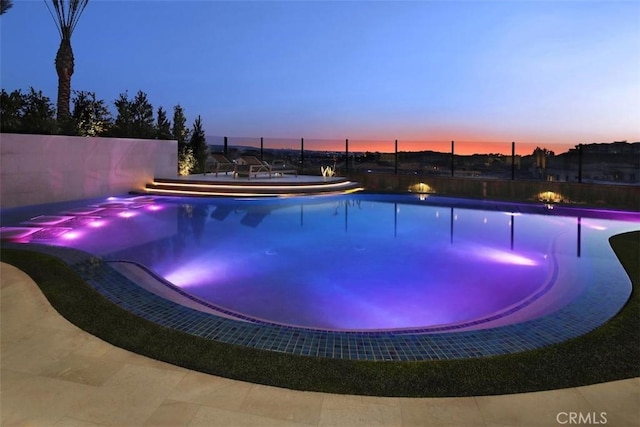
top-left (394, 139), bottom-right (398, 175)
top-left (578, 144), bottom-right (583, 183)
top-left (511, 141), bottom-right (515, 180)
top-left (224, 136), bottom-right (228, 156)
top-left (345, 138), bottom-right (349, 173)
top-left (577, 217), bottom-right (582, 257)
top-left (510, 214), bottom-right (515, 250)
top-left (301, 138), bottom-right (304, 173)
top-left (260, 137), bottom-right (264, 160)
top-left (451, 140), bottom-right (455, 177)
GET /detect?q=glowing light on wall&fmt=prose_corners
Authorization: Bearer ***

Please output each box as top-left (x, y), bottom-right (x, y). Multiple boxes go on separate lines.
top-left (88, 219), bottom-right (106, 228)
top-left (409, 182), bottom-right (434, 194)
top-left (537, 191), bottom-right (563, 203)
top-left (118, 211), bottom-right (136, 219)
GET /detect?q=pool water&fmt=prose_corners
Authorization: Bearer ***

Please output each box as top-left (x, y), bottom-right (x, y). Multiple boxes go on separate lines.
top-left (1, 194), bottom-right (638, 332)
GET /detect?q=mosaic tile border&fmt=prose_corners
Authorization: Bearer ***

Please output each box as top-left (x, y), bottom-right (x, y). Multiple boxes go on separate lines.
top-left (3, 241), bottom-right (632, 361)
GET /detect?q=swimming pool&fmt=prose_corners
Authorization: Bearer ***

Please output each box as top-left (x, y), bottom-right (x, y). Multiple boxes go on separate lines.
top-left (1, 194), bottom-right (638, 359)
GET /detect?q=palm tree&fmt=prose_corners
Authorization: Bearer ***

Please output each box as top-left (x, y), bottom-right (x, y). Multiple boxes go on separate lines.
top-left (45, 0), bottom-right (89, 120)
top-left (1, 0), bottom-right (14, 15)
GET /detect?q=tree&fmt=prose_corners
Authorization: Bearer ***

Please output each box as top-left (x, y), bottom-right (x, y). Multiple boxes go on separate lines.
top-left (1, 0), bottom-right (13, 15)
top-left (189, 115), bottom-right (208, 173)
top-left (71, 90), bottom-right (111, 136)
top-left (0, 89), bottom-right (25, 133)
top-left (21, 87), bottom-right (57, 134)
top-left (45, 0), bottom-right (89, 121)
top-left (178, 146), bottom-right (195, 176)
top-left (171, 104), bottom-right (189, 149)
top-left (0, 87), bottom-right (57, 134)
top-left (172, 105), bottom-right (193, 175)
top-left (111, 90), bottom-right (156, 138)
top-left (156, 106), bottom-right (171, 140)
top-left (111, 91), bottom-right (133, 137)
top-left (130, 90), bottom-right (155, 138)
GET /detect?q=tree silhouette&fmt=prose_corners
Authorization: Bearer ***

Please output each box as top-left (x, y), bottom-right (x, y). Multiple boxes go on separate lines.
top-left (190, 115), bottom-right (208, 173)
top-left (171, 104), bottom-right (189, 150)
top-left (21, 88), bottom-right (57, 134)
top-left (156, 107), bottom-right (172, 140)
top-left (111, 90), bottom-right (155, 138)
top-left (45, 0), bottom-right (89, 121)
top-left (130, 90), bottom-right (155, 138)
top-left (172, 105), bottom-right (193, 175)
top-left (111, 91), bottom-right (133, 137)
top-left (0, 87), bottom-right (57, 134)
top-left (71, 90), bottom-right (111, 136)
top-left (0, 89), bottom-right (25, 132)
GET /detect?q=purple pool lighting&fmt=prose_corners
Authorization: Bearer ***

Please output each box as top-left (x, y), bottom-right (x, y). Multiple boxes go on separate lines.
top-left (22, 215), bottom-right (74, 226)
top-left (3, 194), bottom-right (638, 332)
top-left (118, 211), bottom-right (137, 219)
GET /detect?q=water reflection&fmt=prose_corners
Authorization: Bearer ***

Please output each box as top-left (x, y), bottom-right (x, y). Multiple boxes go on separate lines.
top-left (577, 217), bottom-right (582, 257)
top-left (185, 197), bottom-right (589, 262)
top-left (123, 196), bottom-right (626, 265)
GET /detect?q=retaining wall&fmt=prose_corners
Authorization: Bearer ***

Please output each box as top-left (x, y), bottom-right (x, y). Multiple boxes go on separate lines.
top-left (1, 133), bottom-right (177, 208)
top-left (349, 172), bottom-right (640, 211)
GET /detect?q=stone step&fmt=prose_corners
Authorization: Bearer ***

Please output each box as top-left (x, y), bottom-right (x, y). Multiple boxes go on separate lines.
top-left (143, 177), bottom-right (364, 197)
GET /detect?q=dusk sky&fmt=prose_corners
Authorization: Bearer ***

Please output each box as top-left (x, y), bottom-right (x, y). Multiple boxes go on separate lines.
top-left (1, 0), bottom-right (639, 154)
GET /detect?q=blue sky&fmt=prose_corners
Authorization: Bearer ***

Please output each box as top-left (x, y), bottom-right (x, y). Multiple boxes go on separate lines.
top-left (1, 0), bottom-right (639, 152)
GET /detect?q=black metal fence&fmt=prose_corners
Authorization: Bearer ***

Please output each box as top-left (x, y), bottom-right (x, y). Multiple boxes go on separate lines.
top-left (207, 136), bottom-right (640, 185)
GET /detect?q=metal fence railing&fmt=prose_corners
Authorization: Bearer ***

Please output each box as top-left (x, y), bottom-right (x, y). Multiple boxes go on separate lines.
top-left (205, 136), bottom-right (639, 185)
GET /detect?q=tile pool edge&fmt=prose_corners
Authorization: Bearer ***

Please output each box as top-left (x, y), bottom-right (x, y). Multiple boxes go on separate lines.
top-left (1, 242), bottom-right (632, 361)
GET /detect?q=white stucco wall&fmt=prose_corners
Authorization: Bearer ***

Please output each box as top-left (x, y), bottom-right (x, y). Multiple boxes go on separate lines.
top-left (0, 133), bottom-right (177, 208)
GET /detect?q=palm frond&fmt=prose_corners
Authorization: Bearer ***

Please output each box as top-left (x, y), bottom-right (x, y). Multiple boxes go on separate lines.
top-left (68, 0), bottom-right (89, 35)
top-left (44, 0), bottom-right (62, 37)
top-left (1, 0), bottom-right (14, 15)
top-left (44, 0), bottom-right (89, 39)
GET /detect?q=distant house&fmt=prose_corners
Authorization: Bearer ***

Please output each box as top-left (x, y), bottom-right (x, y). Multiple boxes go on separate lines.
top-left (545, 141), bottom-right (640, 183)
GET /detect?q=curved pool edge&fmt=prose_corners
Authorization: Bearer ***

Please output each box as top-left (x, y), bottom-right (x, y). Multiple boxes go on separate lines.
top-left (1, 241), bottom-right (632, 362)
top-left (105, 254), bottom-right (562, 335)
